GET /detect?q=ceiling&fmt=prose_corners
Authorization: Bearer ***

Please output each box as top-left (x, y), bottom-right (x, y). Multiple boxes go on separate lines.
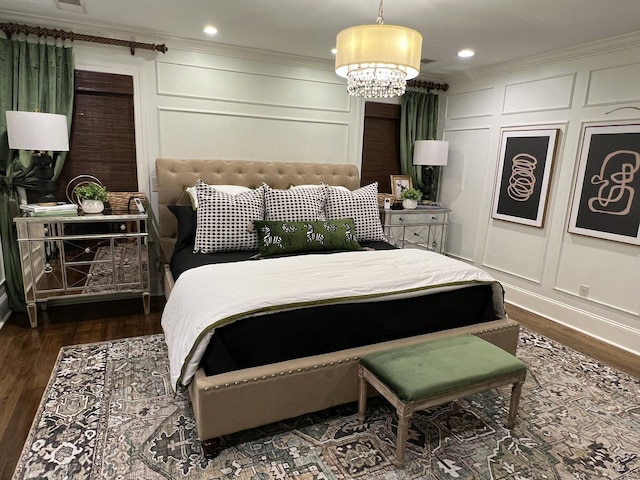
top-left (1, 0), bottom-right (640, 77)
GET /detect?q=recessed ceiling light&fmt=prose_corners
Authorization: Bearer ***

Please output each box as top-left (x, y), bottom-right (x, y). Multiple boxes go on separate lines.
top-left (331, 47), bottom-right (337, 55)
top-left (457, 49), bottom-right (475, 58)
top-left (203, 25), bottom-right (218, 36)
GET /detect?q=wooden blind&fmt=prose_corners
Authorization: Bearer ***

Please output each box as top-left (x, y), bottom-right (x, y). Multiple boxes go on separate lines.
top-left (360, 102), bottom-right (401, 194)
top-left (56, 70), bottom-right (138, 201)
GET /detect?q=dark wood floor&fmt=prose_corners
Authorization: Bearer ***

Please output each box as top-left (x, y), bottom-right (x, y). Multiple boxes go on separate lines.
top-left (0, 299), bottom-right (637, 479)
top-left (505, 304), bottom-right (639, 379)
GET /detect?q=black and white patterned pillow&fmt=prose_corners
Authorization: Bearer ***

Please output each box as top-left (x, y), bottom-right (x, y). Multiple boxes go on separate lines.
top-left (186, 184), bottom-right (251, 209)
top-left (324, 182), bottom-right (385, 242)
top-left (194, 180), bottom-right (265, 253)
top-left (264, 183), bottom-right (326, 221)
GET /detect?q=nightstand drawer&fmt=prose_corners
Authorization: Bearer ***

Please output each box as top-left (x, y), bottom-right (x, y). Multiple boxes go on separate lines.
top-left (392, 213), bottom-right (445, 224)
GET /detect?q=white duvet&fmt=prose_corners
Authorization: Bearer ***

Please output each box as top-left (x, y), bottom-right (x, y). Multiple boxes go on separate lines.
top-left (162, 248), bottom-right (503, 391)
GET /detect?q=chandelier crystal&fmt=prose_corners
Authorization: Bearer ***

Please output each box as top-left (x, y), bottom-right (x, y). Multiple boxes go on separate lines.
top-left (346, 65), bottom-right (407, 98)
top-left (335, 0), bottom-right (422, 98)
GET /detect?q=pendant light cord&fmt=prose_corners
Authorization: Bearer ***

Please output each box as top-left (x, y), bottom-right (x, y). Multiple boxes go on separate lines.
top-left (377, 0), bottom-right (385, 24)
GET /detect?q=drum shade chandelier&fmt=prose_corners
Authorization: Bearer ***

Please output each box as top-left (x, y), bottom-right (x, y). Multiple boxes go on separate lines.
top-left (335, 0), bottom-right (422, 98)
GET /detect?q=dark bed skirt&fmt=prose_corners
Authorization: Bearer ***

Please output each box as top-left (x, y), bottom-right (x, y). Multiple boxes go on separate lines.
top-left (201, 284), bottom-right (498, 376)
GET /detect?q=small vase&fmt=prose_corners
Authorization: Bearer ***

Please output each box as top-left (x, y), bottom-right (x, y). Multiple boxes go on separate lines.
top-left (81, 199), bottom-right (104, 214)
top-left (402, 199), bottom-right (418, 209)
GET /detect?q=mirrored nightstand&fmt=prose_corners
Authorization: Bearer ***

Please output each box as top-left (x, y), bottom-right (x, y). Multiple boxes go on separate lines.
top-left (14, 212), bottom-right (150, 327)
top-left (380, 207), bottom-right (450, 254)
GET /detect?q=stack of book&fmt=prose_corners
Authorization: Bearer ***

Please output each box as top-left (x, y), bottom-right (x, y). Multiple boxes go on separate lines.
top-left (20, 203), bottom-right (78, 217)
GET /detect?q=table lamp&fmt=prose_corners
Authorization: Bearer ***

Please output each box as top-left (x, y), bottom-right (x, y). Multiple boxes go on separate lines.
top-left (6, 111), bottom-right (69, 205)
top-left (413, 140), bottom-right (449, 202)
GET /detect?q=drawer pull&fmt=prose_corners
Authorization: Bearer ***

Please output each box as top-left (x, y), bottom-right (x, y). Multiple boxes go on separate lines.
top-left (87, 273), bottom-right (93, 279)
top-left (44, 263), bottom-right (53, 274)
top-left (120, 224), bottom-right (126, 231)
top-left (43, 227), bottom-right (49, 234)
top-left (85, 247), bottom-right (91, 254)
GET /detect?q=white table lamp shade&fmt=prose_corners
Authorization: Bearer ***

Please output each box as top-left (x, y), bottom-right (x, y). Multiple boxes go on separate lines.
top-left (6, 111), bottom-right (69, 152)
top-left (413, 140), bottom-right (449, 166)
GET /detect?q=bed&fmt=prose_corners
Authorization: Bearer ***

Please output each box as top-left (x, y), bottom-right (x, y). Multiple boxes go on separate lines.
top-left (156, 158), bottom-right (520, 458)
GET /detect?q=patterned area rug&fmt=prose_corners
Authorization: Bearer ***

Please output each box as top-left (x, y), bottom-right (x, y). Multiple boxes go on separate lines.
top-left (12, 330), bottom-right (640, 479)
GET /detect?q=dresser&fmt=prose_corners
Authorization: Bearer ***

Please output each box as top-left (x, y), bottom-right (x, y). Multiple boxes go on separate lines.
top-left (380, 206), bottom-right (450, 254)
top-left (14, 213), bottom-right (150, 327)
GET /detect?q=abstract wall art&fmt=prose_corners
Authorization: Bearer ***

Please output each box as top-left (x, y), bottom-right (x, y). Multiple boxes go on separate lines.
top-left (568, 123), bottom-right (640, 245)
top-left (491, 127), bottom-right (559, 227)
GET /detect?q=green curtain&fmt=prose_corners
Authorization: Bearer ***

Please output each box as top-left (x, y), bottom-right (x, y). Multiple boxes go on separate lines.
top-left (399, 90), bottom-right (440, 191)
top-left (0, 38), bottom-right (74, 311)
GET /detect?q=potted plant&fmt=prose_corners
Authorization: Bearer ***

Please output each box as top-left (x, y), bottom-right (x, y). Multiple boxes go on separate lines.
top-left (400, 188), bottom-right (422, 209)
top-left (74, 182), bottom-right (109, 214)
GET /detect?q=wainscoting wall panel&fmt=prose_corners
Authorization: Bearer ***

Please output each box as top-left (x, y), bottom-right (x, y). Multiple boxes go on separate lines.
top-left (503, 74), bottom-right (575, 114)
top-left (554, 236), bottom-right (640, 316)
top-left (158, 107), bottom-right (349, 162)
top-left (585, 62), bottom-right (640, 106)
top-left (445, 88), bottom-right (494, 120)
top-left (439, 127), bottom-right (492, 263)
top-left (483, 221), bottom-right (547, 283)
top-left (157, 61), bottom-right (349, 112)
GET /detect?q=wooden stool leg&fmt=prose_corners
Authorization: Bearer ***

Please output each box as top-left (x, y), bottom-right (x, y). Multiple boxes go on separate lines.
top-left (358, 366), bottom-right (367, 425)
top-left (507, 380), bottom-right (524, 429)
top-left (395, 404), bottom-right (412, 468)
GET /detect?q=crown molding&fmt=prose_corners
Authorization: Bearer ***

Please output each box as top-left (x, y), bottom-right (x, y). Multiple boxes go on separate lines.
top-left (165, 36), bottom-right (334, 72)
top-left (445, 30), bottom-right (640, 85)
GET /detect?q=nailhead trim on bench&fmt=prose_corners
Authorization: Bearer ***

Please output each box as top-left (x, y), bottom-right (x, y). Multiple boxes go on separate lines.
top-left (200, 323), bottom-right (517, 391)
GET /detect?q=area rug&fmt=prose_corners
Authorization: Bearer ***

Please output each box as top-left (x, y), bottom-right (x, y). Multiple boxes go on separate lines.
top-left (12, 330), bottom-right (640, 479)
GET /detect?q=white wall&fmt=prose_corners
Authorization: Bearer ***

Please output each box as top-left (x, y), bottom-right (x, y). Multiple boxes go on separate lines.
top-left (441, 32), bottom-right (640, 355)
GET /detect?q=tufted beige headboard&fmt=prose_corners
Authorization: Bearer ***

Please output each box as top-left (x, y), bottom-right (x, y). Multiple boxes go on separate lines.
top-left (156, 158), bottom-right (361, 260)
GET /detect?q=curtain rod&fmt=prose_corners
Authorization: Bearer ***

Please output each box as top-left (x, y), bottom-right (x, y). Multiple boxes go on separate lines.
top-left (406, 79), bottom-right (449, 92)
top-left (0, 22), bottom-right (167, 55)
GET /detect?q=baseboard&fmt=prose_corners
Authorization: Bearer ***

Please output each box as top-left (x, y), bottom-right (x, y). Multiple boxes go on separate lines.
top-left (503, 283), bottom-right (640, 357)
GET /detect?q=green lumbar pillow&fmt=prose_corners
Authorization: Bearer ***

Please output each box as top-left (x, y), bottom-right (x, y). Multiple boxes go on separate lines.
top-left (254, 218), bottom-right (361, 256)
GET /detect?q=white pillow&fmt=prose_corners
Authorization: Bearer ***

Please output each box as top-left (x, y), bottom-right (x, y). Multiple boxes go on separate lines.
top-left (194, 181), bottom-right (265, 253)
top-left (186, 183), bottom-right (251, 209)
top-left (290, 184), bottom-right (350, 192)
top-left (264, 184), bottom-right (326, 222)
top-left (324, 183), bottom-right (385, 242)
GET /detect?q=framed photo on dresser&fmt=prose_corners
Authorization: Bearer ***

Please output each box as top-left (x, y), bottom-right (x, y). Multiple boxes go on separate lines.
top-left (390, 175), bottom-right (413, 201)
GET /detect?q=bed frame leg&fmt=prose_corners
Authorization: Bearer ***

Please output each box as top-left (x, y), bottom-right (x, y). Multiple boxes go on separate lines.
top-left (201, 438), bottom-right (222, 459)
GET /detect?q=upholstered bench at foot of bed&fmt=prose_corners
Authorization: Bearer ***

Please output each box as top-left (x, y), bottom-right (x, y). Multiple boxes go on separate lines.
top-left (358, 334), bottom-right (527, 468)
top-left (189, 319), bottom-right (520, 459)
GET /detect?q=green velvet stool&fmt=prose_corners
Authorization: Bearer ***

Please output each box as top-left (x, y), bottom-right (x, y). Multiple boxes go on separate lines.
top-left (358, 334), bottom-right (527, 467)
